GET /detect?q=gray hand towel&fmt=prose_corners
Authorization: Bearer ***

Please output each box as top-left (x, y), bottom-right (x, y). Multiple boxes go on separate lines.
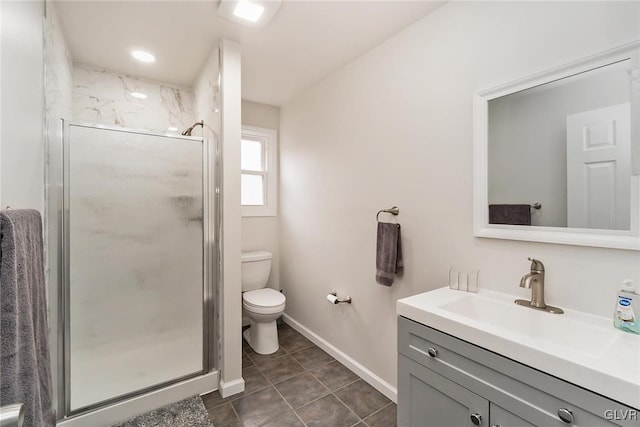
top-left (1, 209), bottom-right (55, 427)
top-left (376, 222), bottom-right (403, 286)
top-left (488, 204), bottom-right (531, 226)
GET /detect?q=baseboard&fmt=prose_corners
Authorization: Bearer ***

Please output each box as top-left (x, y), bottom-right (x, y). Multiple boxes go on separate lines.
top-left (219, 377), bottom-right (245, 398)
top-left (58, 371), bottom-right (219, 427)
top-left (282, 313), bottom-right (397, 403)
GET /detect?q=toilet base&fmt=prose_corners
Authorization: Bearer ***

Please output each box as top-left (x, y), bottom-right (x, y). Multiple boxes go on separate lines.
top-left (243, 320), bottom-right (279, 355)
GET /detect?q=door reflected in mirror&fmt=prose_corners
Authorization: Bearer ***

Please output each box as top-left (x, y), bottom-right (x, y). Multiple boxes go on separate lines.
top-left (487, 59), bottom-right (633, 230)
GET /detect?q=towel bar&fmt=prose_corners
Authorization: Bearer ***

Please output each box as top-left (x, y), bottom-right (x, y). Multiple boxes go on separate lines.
top-left (531, 202), bottom-right (541, 210)
top-left (376, 206), bottom-right (399, 221)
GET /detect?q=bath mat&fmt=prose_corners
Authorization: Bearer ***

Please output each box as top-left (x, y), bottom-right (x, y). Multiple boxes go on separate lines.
top-left (112, 396), bottom-right (212, 427)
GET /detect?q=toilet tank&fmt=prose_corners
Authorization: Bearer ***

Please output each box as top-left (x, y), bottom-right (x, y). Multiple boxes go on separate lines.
top-left (241, 251), bottom-right (272, 292)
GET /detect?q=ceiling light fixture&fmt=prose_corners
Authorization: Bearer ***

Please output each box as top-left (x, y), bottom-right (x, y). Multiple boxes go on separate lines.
top-left (218, 0), bottom-right (281, 28)
top-left (233, 1), bottom-right (264, 22)
top-left (130, 92), bottom-right (147, 99)
top-left (131, 50), bottom-right (156, 63)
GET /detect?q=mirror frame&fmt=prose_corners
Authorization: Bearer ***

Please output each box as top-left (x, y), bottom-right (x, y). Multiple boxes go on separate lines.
top-left (473, 41), bottom-right (640, 251)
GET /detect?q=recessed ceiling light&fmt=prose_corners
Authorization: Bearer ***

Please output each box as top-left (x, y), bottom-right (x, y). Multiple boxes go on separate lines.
top-left (233, 1), bottom-right (264, 22)
top-left (131, 50), bottom-right (156, 63)
top-left (130, 92), bottom-right (147, 99)
top-left (218, 0), bottom-right (280, 27)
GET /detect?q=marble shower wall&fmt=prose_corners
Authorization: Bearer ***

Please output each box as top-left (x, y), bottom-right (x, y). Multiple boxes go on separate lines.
top-left (73, 65), bottom-right (197, 133)
top-left (193, 45), bottom-right (221, 368)
top-left (45, 1), bottom-right (73, 125)
top-left (194, 47), bottom-right (221, 139)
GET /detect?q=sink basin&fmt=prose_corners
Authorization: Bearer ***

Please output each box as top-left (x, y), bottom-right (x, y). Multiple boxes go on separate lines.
top-left (397, 287), bottom-right (640, 409)
top-left (440, 295), bottom-right (618, 358)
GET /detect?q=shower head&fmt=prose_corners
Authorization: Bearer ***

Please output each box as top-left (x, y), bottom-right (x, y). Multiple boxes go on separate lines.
top-left (182, 120), bottom-right (204, 136)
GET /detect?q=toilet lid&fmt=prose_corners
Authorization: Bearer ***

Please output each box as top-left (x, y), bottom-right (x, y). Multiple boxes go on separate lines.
top-left (243, 288), bottom-right (286, 307)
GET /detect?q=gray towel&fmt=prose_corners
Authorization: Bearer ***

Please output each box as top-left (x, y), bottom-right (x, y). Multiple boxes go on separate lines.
top-left (376, 222), bottom-right (403, 286)
top-left (1, 209), bottom-right (55, 427)
top-left (488, 204), bottom-right (531, 226)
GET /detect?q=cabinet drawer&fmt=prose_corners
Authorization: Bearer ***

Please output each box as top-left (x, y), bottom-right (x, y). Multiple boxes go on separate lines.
top-left (398, 355), bottom-right (490, 427)
top-left (398, 316), bottom-right (637, 427)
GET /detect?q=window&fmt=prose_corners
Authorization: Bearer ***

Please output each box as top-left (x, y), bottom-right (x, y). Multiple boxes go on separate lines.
top-left (241, 126), bottom-right (277, 216)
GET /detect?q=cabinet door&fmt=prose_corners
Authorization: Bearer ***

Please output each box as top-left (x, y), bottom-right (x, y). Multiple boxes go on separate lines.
top-left (399, 355), bottom-right (489, 427)
top-left (490, 403), bottom-right (536, 427)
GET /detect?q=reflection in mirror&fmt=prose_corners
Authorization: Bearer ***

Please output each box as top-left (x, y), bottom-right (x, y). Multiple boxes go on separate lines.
top-left (488, 59), bottom-right (633, 230)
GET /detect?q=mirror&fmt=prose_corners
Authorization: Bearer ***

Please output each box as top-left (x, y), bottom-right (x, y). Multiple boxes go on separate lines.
top-left (474, 41), bottom-right (640, 250)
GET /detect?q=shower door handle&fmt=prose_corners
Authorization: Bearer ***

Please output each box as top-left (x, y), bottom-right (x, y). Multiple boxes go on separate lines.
top-left (0, 403), bottom-right (24, 427)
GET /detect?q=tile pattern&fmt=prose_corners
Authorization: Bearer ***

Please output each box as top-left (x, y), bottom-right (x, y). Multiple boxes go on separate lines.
top-left (309, 360), bottom-right (359, 391)
top-left (73, 64), bottom-right (196, 134)
top-left (202, 321), bottom-right (396, 427)
top-left (334, 379), bottom-right (393, 419)
top-left (296, 394), bottom-right (359, 427)
top-left (44, 0), bottom-right (73, 142)
top-left (274, 373), bottom-right (329, 409)
top-left (363, 404), bottom-right (397, 427)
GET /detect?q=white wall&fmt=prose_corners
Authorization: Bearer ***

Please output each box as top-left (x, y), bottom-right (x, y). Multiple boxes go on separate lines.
top-left (218, 39), bottom-right (244, 397)
top-left (0, 0), bottom-right (44, 211)
top-left (242, 100), bottom-right (280, 290)
top-left (279, 0), bottom-right (640, 395)
top-left (73, 65), bottom-right (195, 133)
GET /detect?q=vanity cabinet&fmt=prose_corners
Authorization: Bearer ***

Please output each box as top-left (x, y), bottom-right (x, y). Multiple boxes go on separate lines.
top-left (398, 316), bottom-right (638, 427)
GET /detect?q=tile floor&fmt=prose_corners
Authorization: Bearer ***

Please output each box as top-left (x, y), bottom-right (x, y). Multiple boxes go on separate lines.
top-left (202, 322), bottom-right (397, 427)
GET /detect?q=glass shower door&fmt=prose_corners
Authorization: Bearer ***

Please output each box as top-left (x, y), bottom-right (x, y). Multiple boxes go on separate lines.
top-left (65, 124), bottom-right (207, 412)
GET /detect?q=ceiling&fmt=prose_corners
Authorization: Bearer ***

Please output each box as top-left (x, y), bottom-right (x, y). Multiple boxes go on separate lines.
top-left (54, 1), bottom-right (445, 106)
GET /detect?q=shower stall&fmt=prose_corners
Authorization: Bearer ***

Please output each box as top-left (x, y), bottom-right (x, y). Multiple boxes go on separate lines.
top-left (48, 122), bottom-right (219, 423)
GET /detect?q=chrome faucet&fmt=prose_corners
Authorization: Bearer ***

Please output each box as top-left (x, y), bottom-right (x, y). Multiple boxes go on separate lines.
top-left (514, 257), bottom-right (563, 314)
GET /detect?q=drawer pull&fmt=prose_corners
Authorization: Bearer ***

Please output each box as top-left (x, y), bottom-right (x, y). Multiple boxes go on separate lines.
top-left (427, 347), bottom-right (438, 358)
top-left (557, 408), bottom-right (574, 424)
top-left (470, 413), bottom-right (482, 425)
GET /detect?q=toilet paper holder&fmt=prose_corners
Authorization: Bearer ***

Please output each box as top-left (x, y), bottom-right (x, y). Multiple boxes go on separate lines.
top-left (328, 291), bottom-right (352, 304)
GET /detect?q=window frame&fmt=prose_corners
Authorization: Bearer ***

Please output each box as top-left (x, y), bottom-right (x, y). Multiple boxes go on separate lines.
top-left (241, 125), bottom-right (277, 217)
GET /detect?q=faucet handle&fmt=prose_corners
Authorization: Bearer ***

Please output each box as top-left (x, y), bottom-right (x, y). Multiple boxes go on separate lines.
top-left (528, 257), bottom-right (545, 272)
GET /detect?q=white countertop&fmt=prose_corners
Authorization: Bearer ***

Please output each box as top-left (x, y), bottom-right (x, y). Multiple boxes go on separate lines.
top-left (397, 287), bottom-right (640, 409)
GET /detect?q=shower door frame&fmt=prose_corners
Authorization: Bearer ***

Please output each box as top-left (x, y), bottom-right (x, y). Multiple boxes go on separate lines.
top-left (57, 121), bottom-right (217, 419)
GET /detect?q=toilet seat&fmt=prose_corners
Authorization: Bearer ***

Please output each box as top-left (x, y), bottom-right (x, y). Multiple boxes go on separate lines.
top-left (243, 288), bottom-right (286, 314)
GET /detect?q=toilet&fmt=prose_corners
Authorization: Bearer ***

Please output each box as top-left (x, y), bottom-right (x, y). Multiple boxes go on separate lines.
top-left (241, 251), bottom-right (286, 354)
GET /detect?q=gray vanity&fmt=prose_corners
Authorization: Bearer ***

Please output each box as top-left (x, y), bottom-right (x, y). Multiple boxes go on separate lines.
top-left (398, 316), bottom-right (638, 427)
top-left (396, 287), bottom-right (640, 427)
top-left (396, 40), bottom-right (640, 427)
